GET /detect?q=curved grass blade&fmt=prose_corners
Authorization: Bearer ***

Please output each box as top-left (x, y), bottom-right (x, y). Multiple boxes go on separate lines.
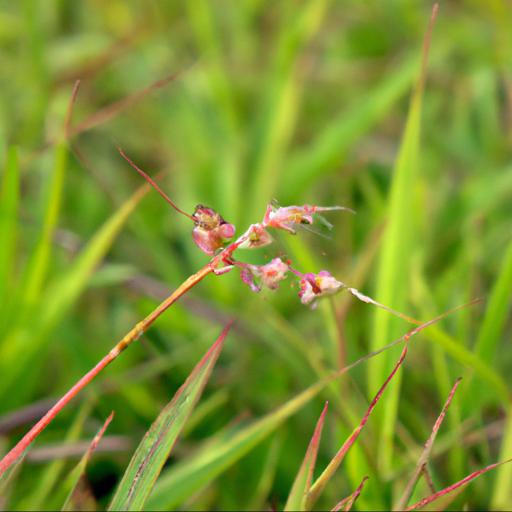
top-left (405, 457), bottom-right (512, 511)
top-left (284, 401), bottom-right (328, 511)
top-left (368, 4), bottom-right (438, 475)
top-left (307, 344), bottom-right (408, 509)
top-left (394, 377), bottom-right (462, 510)
top-left (108, 323), bottom-right (231, 511)
top-left (59, 412), bottom-right (114, 511)
top-left (145, 305), bottom-right (470, 510)
top-left (331, 476), bottom-right (368, 512)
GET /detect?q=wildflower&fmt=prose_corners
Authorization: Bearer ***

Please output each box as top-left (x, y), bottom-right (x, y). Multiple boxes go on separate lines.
top-left (263, 204), bottom-right (350, 234)
top-left (298, 270), bottom-right (344, 307)
top-left (237, 223), bottom-right (273, 249)
top-left (239, 257), bottom-right (289, 293)
top-left (192, 205), bottom-right (235, 255)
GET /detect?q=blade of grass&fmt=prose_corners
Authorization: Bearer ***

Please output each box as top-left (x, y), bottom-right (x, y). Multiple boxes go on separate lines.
top-left (281, 51), bottom-right (419, 200)
top-left (491, 407), bottom-right (512, 509)
top-left (465, 238), bottom-right (512, 408)
top-left (368, 4), bottom-right (438, 475)
top-left (0, 453), bottom-right (24, 510)
top-left (0, 181), bottom-right (151, 404)
top-left (21, 400), bottom-right (93, 510)
top-left (59, 412), bottom-right (114, 511)
top-left (331, 476), bottom-right (368, 512)
top-left (307, 343), bottom-right (409, 509)
top-left (22, 140), bottom-right (68, 307)
top-left (144, 301), bottom-right (474, 510)
top-left (405, 457), bottom-right (512, 511)
top-left (284, 401), bottom-right (328, 511)
top-left (108, 324), bottom-right (230, 511)
top-left (0, 146), bottom-right (20, 305)
top-left (394, 377), bottom-right (462, 510)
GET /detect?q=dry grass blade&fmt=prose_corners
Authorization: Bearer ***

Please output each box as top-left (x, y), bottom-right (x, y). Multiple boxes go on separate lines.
top-left (60, 412), bottom-right (114, 510)
top-left (330, 476), bottom-right (369, 512)
top-left (306, 343), bottom-right (408, 508)
top-left (394, 377), bottom-right (463, 510)
top-left (284, 401), bottom-right (328, 511)
top-left (405, 458), bottom-right (512, 511)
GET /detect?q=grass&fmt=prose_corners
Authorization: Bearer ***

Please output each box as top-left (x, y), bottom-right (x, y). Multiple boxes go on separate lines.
top-left (0, 1), bottom-right (511, 510)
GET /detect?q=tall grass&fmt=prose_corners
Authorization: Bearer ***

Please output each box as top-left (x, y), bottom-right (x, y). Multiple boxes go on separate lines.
top-left (0, 1), bottom-right (511, 510)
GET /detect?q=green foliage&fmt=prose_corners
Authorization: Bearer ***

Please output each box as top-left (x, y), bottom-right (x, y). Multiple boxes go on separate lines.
top-left (0, 2), bottom-right (511, 510)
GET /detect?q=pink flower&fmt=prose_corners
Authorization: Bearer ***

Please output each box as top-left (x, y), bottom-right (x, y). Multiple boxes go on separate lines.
top-left (263, 204), bottom-right (349, 234)
top-left (237, 224), bottom-right (273, 249)
top-left (192, 205), bottom-right (235, 255)
top-left (298, 270), bottom-right (344, 307)
top-left (239, 258), bottom-right (289, 293)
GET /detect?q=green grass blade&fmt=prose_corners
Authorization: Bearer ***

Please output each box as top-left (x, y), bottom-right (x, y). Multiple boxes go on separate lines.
top-left (0, 183), bottom-right (150, 403)
top-left (367, 6), bottom-right (437, 474)
top-left (491, 406), bottom-right (512, 509)
top-left (22, 141), bottom-right (68, 307)
top-left (108, 324), bottom-right (230, 511)
top-left (465, 239), bottom-right (512, 405)
top-left (21, 400), bottom-right (92, 510)
top-left (145, 377), bottom-right (331, 510)
top-left (280, 52), bottom-right (420, 201)
top-left (59, 412), bottom-right (114, 511)
top-left (284, 402), bottom-right (328, 511)
top-left (0, 146), bottom-right (20, 304)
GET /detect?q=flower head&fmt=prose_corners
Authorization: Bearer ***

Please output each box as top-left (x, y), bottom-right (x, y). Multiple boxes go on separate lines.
top-left (239, 257), bottom-right (289, 293)
top-left (192, 205), bottom-right (235, 255)
top-left (237, 223), bottom-right (273, 249)
top-left (263, 204), bottom-right (349, 234)
top-left (298, 270), bottom-right (344, 307)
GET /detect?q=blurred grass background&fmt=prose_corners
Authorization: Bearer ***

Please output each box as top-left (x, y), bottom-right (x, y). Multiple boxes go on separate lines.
top-left (1, 0), bottom-right (512, 510)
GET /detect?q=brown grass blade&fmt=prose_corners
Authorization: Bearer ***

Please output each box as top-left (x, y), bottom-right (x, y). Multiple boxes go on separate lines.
top-left (405, 458), bottom-right (512, 511)
top-left (330, 476), bottom-right (369, 511)
top-left (306, 343), bottom-right (408, 508)
top-left (284, 402), bottom-right (328, 511)
top-left (394, 377), bottom-right (463, 510)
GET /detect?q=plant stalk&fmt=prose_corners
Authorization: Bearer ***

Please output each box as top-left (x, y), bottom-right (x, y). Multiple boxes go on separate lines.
top-left (0, 264), bottom-right (213, 476)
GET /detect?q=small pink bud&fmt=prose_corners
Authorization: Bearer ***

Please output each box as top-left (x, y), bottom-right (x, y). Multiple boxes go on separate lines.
top-left (298, 270), bottom-right (344, 307)
top-left (237, 224), bottom-right (273, 249)
top-left (191, 205), bottom-right (235, 255)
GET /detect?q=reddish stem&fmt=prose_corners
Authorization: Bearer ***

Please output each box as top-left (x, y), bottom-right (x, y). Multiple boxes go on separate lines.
top-left (0, 264), bottom-right (213, 476)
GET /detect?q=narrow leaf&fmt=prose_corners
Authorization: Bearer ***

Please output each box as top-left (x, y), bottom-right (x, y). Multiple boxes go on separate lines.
top-left (60, 412), bottom-right (114, 511)
top-left (0, 146), bottom-right (20, 303)
top-left (368, 5), bottom-right (438, 474)
top-left (285, 401), bottom-right (328, 511)
top-left (331, 476), bottom-right (368, 512)
top-left (405, 458), bottom-right (512, 511)
top-left (394, 377), bottom-right (462, 510)
top-left (307, 344), bottom-right (408, 508)
top-left (108, 323), bottom-right (231, 511)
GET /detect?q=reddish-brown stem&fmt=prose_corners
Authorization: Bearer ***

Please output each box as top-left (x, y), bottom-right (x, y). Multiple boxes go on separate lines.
top-left (0, 264), bottom-right (213, 476)
top-left (117, 147), bottom-right (195, 221)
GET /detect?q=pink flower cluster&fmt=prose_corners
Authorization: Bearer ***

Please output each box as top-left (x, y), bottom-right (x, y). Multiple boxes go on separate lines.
top-left (189, 202), bottom-right (349, 308)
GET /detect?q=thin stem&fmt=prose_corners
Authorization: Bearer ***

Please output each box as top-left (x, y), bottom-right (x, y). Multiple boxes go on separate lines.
top-left (117, 147), bottom-right (195, 221)
top-left (0, 264), bottom-right (213, 476)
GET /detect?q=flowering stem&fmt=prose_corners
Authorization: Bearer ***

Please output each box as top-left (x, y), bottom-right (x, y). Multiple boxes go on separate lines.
top-left (0, 263), bottom-right (213, 476)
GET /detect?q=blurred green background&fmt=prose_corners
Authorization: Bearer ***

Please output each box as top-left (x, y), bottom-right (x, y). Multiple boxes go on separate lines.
top-left (1, 0), bottom-right (511, 510)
